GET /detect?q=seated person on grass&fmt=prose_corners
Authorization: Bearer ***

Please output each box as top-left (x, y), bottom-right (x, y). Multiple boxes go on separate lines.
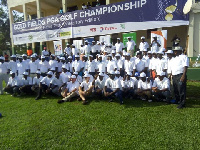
top-left (94, 72), bottom-right (106, 99)
top-left (19, 72), bottom-right (33, 95)
top-left (152, 71), bottom-right (171, 103)
top-left (79, 73), bottom-right (94, 105)
top-left (4, 71), bottom-right (20, 96)
top-left (58, 75), bottom-right (80, 103)
top-left (104, 71), bottom-right (124, 105)
top-left (50, 72), bottom-right (63, 96)
top-left (35, 71), bottom-right (54, 100)
top-left (137, 72), bottom-right (152, 101)
top-left (31, 71), bottom-right (43, 93)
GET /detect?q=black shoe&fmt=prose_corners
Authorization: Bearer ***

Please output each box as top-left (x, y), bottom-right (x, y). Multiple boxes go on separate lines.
top-left (109, 99), bottom-right (114, 102)
top-left (177, 104), bottom-right (185, 109)
top-left (57, 100), bottom-right (64, 103)
top-left (120, 101), bottom-right (124, 105)
top-left (35, 96), bottom-right (40, 100)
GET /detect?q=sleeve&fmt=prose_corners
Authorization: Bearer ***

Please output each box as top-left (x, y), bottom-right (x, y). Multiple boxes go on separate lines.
top-left (121, 81), bottom-right (125, 88)
top-left (33, 78), bottom-right (36, 85)
top-left (137, 80), bottom-right (141, 89)
top-left (80, 82), bottom-right (84, 87)
top-left (115, 79), bottom-right (121, 88)
top-left (40, 77), bottom-right (46, 83)
top-left (132, 62), bottom-right (136, 69)
top-left (122, 43), bottom-right (125, 49)
top-left (144, 60), bottom-right (148, 68)
top-left (164, 79), bottom-right (170, 90)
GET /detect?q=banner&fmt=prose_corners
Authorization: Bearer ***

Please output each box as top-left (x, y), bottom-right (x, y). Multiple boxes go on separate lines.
top-left (12, 0), bottom-right (189, 45)
top-left (151, 30), bottom-right (167, 52)
top-left (123, 32), bottom-right (137, 51)
top-left (53, 40), bottom-right (63, 56)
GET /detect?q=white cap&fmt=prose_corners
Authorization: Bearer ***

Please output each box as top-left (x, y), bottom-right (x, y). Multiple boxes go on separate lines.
top-left (23, 72), bottom-right (29, 76)
top-left (92, 41), bottom-right (95, 43)
top-left (73, 72), bottom-right (78, 75)
top-left (99, 72), bottom-right (104, 76)
top-left (166, 50), bottom-right (173, 54)
top-left (72, 44), bottom-right (75, 46)
top-left (85, 40), bottom-right (88, 43)
top-left (41, 55), bottom-right (45, 59)
top-left (36, 70), bottom-right (41, 74)
top-left (66, 43), bottom-right (70, 45)
top-left (75, 55), bottom-right (80, 57)
top-left (127, 37), bottom-right (131, 39)
top-left (153, 35), bottom-right (157, 38)
top-left (142, 48), bottom-right (147, 52)
top-left (83, 74), bottom-right (90, 78)
top-left (104, 50), bottom-right (108, 53)
top-left (84, 71), bottom-right (89, 75)
top-left (51, 54), bottom-right (55, 57)
top-left (127, 72), bottom-right (132, 76)
top-left (157, 71), bottom-right (165, 76)
top-left (22, 54), bottom-right (27, 57)
top-left (60, 57), bottom-right (65, 60)
top-left (140, 72), bottom-right (146, 77)
top-left (71, 75), bottom-right (76, 78)
top-left (110, 70), bottom-right (115, 75)
top-left (89, 55), bottom-right (93, 57)
top-left (152, 51), bottom-right (157, 54)
top-left (173, 46), bottom-right (183, 51)
top-left (68, 56), bottom-right (72, 59)
top-left (62, 64), bottom-right (68, 69)
top-left (50, 67), bottom-right (55, 71)
top-left (157, 51), bottom-right (164, 55)
top-left (141, 36), bottom-right (145, 39)
top-left (126, 53), bottom-right (130, 56)
top-left (0, 56), bottom-right (5, 60)
top-left (10, 71), bottom-right (15, 74)
top-left (11, 55), bottom-right (16, 58)
top-left (117, 38), bottom-right (120, 40)
top-left (57, 56), bottom-right (60, 59)
top-left (111, 50), bottom-right (116, 54)
top-left (147, 51), bottom-right (152, 54)
top-left (33, 53), bottom-right (37, 56)
top-left (162, 48), bottom-right (166, 52)
top-left (98, 55), bottom-right (102, 58)
top-left (115, 71), bottom-right (120, 74)
top-left (47, 71), bottom-right (53, 76)
top-left (115, 53), bottom-right (121, 57)
top-left (31, 55), bottom-right (36, 58)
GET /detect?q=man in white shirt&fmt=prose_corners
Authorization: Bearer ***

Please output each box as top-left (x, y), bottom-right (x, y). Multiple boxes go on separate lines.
top-left (94, 72), bottom-right (105, 99)
top-left (115, 38), bottom-right (125, 55)
top-left (135, 52), bottom-right (148, 74)
top-left (115, 53), bottom-right (124, 76)
top-left (58, 75), bottom-right (80, 103)
top-left (91, 41), bottom-right (97, 59)
top-left (49, 54), bottom-right (58, 73)
top-left (126, 37), bottom-right (136, 57)
top-left (64, 43), bottom-right (72, 57)
top-left (29, 55), bottom-right (39, 78)
top-left (72, 55), bottom-right (84, 76)
top-left (83, 40), bottom-right (91, 57)
top-left (153, 51), bottom-right (167, 75)
top-left (152, 71), bottom-right (170, 103)
top-left (104, 71), bottom-right (123, 104)
top-left (35, 71), bottom-right (54, 100)
top-left (31, 71), bottom-right (43, 93)
top-left (8, 55), bottom-right (17, 75)
top-left (42, 47), bottom-right (49, 61)
top-left (4, 71), bottom-right (20, 96)
top-left (168, 46), bottom-right (188, 109)
top-left (67, 56), bottom-right (73, 73)
top-left (79, 73), bottom-right (94, 105)
top-left (106, 55), bottom-right (117, 74)
top-left (72, 44), bottom-right (79, 61)
top-left (0, 57), bottom-right (9, 94)
top-left (38, 55), bottom-right (50, 77)
top-left (124, 53), bottom-right (136, 76)
top-left (85, 55), bottom-right (96, 76)
top-left (17, 56), bottom-right (28, 79)
top-left (150, 36), bottom-right (161, 52)
top-left (139, 36), bottom-right (149, 51)
top-left (96, 55), bottom-right (106, 73)
top-left (50, 72), bottom-right (63, 96)
top-left (19, 72), bottom-right (33, 95)
top-left (137, 72), bottom-right (152, 101)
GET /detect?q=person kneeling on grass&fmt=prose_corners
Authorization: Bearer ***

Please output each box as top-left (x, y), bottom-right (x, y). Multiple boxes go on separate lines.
top-left (152, 71), bottom-right (171, 103)
top-left (4, 71), bottom-right (20, 96)
top-left (31, 71), bottom-right (43, 93)
top-left (50, 72), bottom-right (63, 96)
top-left (58, 75), bottom-right (80, 103)
top-left (94, 72), bottom-right (106, 99)
top-left (35, 71), bottom-right (54, 100)
top-left (103, 71), bottom-right (124, 105)
top-left (79, 73), bottom-right (94, 105)
top-left (19, 72), bottom-right (33, 95)
top-left (137, 72), bottom-right (152, 101)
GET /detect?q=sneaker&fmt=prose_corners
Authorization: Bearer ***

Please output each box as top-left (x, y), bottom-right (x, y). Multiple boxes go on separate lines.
top-left (57, 100), bottom-right (64, 103)
top-left (35, 96), bottom-right (40, 100)
top-left (82, 100), bottom-right (88, 105)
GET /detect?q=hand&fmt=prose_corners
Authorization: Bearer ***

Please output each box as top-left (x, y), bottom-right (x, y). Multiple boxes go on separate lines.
top-left (180, 75), bottom-right (185, 82)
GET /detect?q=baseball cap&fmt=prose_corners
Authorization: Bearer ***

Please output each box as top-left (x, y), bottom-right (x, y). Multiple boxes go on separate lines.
top-left (140, 72), bottom-right (146, 77)
top-left (36, 70), bottom-right (41, 74)
top-left (47, 71), bottom-right (53, 76)
top-left (71, 75), bottom-right (76, 78)
top-left (23, 72), bottom-right (29, 76)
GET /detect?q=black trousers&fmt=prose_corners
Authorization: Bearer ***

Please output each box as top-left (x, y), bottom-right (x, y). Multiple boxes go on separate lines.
top-left (4, 86), bottom-right (20, 94)
top-left (36, 84), bottom-right (48, 98)
top-left (172, 74), bottom-right (187, 106)
top-left (20, 85), bottom-right (32, 94)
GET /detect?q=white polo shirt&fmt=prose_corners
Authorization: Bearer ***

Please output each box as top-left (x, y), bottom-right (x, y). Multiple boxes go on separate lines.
top-left (67, 81), bottom-right (80, 94)
top-left (60, 72), bottom-right (71, 83)
top-left (105, 77), bottom-right (122, 91)
top-left (72, 48), bottom-right (79, 55)
top-left (126, 40), bottom-right (136, 51)
top-left (21, 77), bottom-right (32, 86)
top-left (122, 79), bottom-right (135, 89)
top-left (50, 76), bottom-right (63, 87)
top-left (80, 81), bottom-right (93, 91)
top-left (40, 76), bottom-right (53, 86)
top-left (91, 45), bottom-right (97, 53)
top-left (139, 42), bottom-right (149, 51)
top-left (8, 61), bottom-right (17, 73)
top-left (7, 77), bottom-right (19, 87)
top-left (152, 77), bottom-right (170, 90)
top-left (84, 45), bottom-right (91, 55)
top-left (72, 60), bottom-right (84, 72)
top-left (115, 42), bottom-right (125, 53)
top-left (38, 61), bottom-right (50, 73)
top-left (64, 47), bottom-right (72, 56)
top-left (154, 58), bottom-right (167, 73)
top-left (67, 62), bottom-right (73, 73)
top-left (49, 60), bottom-right (58, 69)
top-left (85, 60), bottom-right (96, 72)
top-left (124, 60), bottom-right (135, 72)
top-left (135, 58), bottom-right (148, 73)
top-left (0, 62), bottom-right (8, 74)
top-left (95, 77), bottom-right (106, 90)
top-left (151, 40), bottom-right (161, 52)
top-left (42, 50), bottom-right (49, 56)
top-left (97, 61), bottom-right (106, 73)
top-left (107, 60), bottom-right (117, 74)
top-left (17, 61), bottom-right (28, 76)
top-left (29, 61), bottom-right (38, 74)
top-left (138, 79), bottom-right (152, 90)
top-left (116, 59), bottom-right (124, 70)
top-left (33, 76), bottom-right (43, 85)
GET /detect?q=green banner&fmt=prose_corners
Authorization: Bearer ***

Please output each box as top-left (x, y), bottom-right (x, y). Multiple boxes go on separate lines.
top-left (123, 32), bottom-right (137, 51)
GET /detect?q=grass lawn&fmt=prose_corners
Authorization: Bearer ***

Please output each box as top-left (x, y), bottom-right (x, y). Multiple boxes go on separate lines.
top-left (0, 81), bottom-right (200, 149)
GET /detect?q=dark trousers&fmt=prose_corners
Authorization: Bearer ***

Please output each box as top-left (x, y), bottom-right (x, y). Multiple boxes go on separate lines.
top-left (152, 90), bottom-right (171, 103)
top-left (4, 86), bottom-right (20, 94)
top-left (106, 88), bottom-right (123, 103)
top-left (173, 74), bottom-right (186, 106)
top-left (20, 85), bottom-right (32, 94)
top-left (123, 89), bottom-right (135, 98)
top-left (36, 84), bottom-right (48, 98)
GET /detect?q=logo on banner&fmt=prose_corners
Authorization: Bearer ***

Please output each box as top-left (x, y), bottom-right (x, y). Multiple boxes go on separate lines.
top-left (100, 27), bottom-right (117, 32)
top-left (57, 32), bottom-right (71, 37)
top-left (120, 24), bottom-right (125, 29)
top-left (90, 28), bottom-right (96, 32)
top-left (28, 35), bottom-right (33, 41)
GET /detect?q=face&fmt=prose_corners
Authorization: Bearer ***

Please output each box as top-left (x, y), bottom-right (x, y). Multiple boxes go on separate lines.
top-left (141, 77), bottom-right (146, 82)
top-left (37, 74), bottom-right (41, 78)
top-left (153, 53), bottom-right (157, 58)
top-left (99, 75), bottom-right (103, 81)
top-left (75, 57), bottom-right (79, 61)
top-left (85, 77), bottom-right (90, 82)
top-left (71, 78), bottom-right (76, 83)
top-left (143, 51), bottom-right (147, 56)
top-left (158, 75), bottom-right (164, 81)
top-left (167, 53), bottom-right (172, 59)
top-left (47, 74), bottom-right (52, 78)
top-left (110, 74), bottom-right (115, 80)
top-left (11, 73), bottom-right (15, 78)
top-left (23, 75), bottom-right (28, 78)
top-left (148, 54), bottom-right (152, 59)
top-left (23, 56), bottom-right (27, 60)
top-left (31, 57), bottom-right (36, 61)
top-left (128, 38), bottom-right (131, 41)
top-left (42, 58), bottom-right (45, 62)
top-left (158, 54), bottom-right (162, 59)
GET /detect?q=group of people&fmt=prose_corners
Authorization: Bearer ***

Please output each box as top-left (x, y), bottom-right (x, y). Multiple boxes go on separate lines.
top-left (0, 36), bottom-right (188, 108)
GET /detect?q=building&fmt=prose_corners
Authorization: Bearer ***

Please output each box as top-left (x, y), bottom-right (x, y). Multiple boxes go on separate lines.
top-left (7, 0), bottom-right (200, 57)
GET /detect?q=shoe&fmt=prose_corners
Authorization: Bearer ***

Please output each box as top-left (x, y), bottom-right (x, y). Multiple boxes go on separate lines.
top-left (57, 100), bottom-right (64, 103)
top-left (11, 93), bottom-right (17, 97)
top-left (109, 99), bottom-right (114, 102)
top-left (177, 104), bottom-right (185, 109)
top-left (148, 99), bottom-right (152, 102)
top-left (77, 97), bottom-right (82, 101)
top-left (120, 101), bottom-right (124, 105)
top-left (82, 100), bottom-right (88, 105)
top-left (35, 97), bottom-right (40, 100)
top-left (142, 98), bottom-right (146, 101)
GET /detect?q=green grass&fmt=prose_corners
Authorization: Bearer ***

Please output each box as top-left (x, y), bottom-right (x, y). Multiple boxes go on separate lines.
top-left (0, 81), bottom-right (200, 149)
